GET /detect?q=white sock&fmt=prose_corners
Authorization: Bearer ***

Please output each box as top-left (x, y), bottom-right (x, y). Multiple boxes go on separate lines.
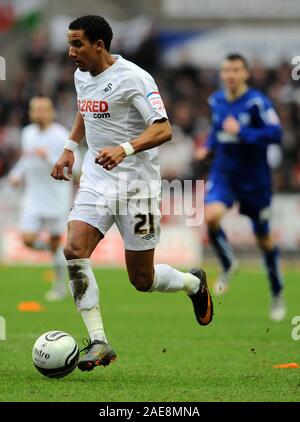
top-left (32, 239), bottom-right (49, 250)
top-left (80, 307), bottom-right (107, 343)
top-left (52, 246), bottom-right (66, 292)
top-left (67, 258), bottom-right (107, 343)
top-left (150, 264), bottom-right (200, 295)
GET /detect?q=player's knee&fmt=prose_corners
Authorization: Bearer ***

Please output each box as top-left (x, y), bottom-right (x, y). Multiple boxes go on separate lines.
top-left (205, 205), bottom-right (225, 228)
top-left (64, 243), bottom-right (87, 260)
top-left (129, 270), bottom-right (154, 292)
top-left (23, 238), bottom-right (34, 248)
top-left (205, 210), bottom-right (217, 227)
top-left (206, 216), bottom-right (219, 230)
top-left (256, 234), bottom-right (273, 252)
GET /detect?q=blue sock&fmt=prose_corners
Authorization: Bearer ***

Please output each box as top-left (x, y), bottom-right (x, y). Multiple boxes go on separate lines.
top-left (208, 227), bottom-right (235, 272)
top-left (263, 246), bottom-right (283, 297)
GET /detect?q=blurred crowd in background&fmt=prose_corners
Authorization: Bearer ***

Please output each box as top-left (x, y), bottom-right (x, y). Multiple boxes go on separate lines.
top-left (1, 29), bottom-right (300, 192)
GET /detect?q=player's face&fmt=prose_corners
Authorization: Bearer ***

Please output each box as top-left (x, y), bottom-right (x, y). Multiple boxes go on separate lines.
top-left (221, 59), bottom-right (249, 92)
top-left (29, 97), bottom-right (54, 127)
top-left (68, 30), bottom-right (100, 73)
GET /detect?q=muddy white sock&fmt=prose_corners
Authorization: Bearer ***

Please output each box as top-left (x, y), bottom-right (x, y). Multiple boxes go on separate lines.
top-left (67, 258), bottom-right (107, 343)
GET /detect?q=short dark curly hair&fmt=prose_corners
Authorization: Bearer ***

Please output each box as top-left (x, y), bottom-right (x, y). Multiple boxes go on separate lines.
top-left (225, 53), bottom-right (249, 70)
top-left (69, 15), bottom-right (113, 51)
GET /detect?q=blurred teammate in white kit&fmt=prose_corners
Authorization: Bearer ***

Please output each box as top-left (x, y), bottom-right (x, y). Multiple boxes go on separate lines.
top-left (10, 96), bottom-right (76, 301)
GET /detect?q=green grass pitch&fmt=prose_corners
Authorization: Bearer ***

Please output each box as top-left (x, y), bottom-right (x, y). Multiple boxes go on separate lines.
top-left (0, 263), bottom-right (299, 402)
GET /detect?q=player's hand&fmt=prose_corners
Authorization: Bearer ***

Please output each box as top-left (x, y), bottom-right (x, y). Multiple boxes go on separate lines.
top-left (51, 149), bottom-right (74, 181)
top-left (34, 148), bottom-right (48, 159)
top-left (9, 176), bottom-right (22, 188)
top-left (194, 146), bottom-right (211, 161)
top-left (223, 116), bottom-right (240, 135)
top-left (95, 146), bottom-right (126, 170)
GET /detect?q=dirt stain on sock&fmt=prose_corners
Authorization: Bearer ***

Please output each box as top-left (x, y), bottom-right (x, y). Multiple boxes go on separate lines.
top-left (68, 265), bottom-right (89, 302)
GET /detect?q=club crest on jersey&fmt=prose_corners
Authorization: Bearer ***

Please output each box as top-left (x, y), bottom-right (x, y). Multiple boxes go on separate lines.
top-left (102, 83), bottom-right (112, 94)
top-left (238, 112), bottom-right (250, 126)
top-left (147, 91), bottom-right (165, 112)
top-left (77, 99), bottom-right (111, 119)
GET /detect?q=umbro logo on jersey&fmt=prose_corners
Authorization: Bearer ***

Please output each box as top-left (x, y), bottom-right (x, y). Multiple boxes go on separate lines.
top-left (102, 83), bottom-right (112, 94)
top-left (142, 234), bottom-right (155, 241)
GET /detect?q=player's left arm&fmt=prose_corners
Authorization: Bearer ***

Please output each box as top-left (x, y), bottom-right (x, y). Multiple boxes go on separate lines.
top-left (238, 96), bottom-right (282, 145)
top-left (95, 71), bottom-right (171, 171)
top-left (130, 118), bottom-right (172, 151)
top-left (95, 119), bottom-right (171, 170)
top-left (223, 96), bottom-right (282, 145)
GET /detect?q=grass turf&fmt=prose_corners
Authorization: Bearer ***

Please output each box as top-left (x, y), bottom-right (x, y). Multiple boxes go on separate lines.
top-left (0, 263), bottom-right (299, 402)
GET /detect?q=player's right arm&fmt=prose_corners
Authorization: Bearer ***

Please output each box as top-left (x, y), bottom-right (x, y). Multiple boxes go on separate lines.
top-left (51, 112), bottom-right (85, 181)
top-left (196, 94), bottom-right (218, 161)
top-left (9, 127), bottom-right (27, 186)
top-left (9, 157), bottom-right (26, 187)
top-left (195, 129), bottom-right (217, 161)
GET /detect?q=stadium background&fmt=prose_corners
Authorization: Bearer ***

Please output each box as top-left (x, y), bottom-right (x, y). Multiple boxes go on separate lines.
top-left (1, 0), bottom-right (300, 267)
top-left (0, 0), bottom-right (300, 404)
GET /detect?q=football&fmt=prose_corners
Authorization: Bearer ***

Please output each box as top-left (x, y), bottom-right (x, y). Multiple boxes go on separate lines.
top-left (32, 331), bottom-right (79, 378)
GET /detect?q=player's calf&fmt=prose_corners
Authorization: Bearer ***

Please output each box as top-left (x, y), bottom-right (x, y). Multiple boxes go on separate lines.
top-left (128, 270), bottom-right (154, 292)
top-left (213, 259), bottom-right (239, 296)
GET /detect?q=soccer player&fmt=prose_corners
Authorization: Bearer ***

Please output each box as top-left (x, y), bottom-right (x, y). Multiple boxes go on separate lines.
top-left (9, 96), bottom-right (73, 301)
top-left (51, 15), bottom-right (213, 372)
top-left (198, 53), bottom-right (286, 321)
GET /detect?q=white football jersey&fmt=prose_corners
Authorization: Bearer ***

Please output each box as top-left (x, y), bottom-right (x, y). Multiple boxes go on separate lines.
top-left (75, 55), bottom-right (168, 198)
top-left (11, 123), bottom-right (72, 217)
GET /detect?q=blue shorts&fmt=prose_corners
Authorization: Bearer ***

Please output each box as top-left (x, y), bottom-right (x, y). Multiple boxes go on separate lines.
top-left (205, 172), bottom-right (272, 235)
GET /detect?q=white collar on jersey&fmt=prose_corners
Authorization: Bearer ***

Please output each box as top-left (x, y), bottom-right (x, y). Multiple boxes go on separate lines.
top-left (88, 54), bottom-right (122, 80)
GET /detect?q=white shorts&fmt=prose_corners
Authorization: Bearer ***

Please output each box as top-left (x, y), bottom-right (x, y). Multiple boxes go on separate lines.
top-left (20, 212), bottom-right (67, 236)
top-left (68, 188), bottom-right (161, 251)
